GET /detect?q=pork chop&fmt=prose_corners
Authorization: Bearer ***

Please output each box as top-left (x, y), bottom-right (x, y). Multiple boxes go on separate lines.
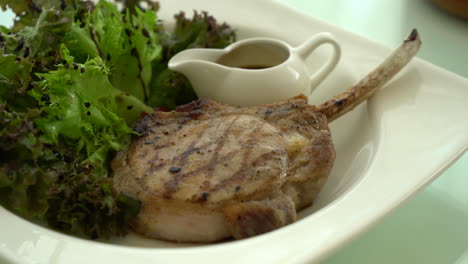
top-left (111, 29), bottom-right (421, 242)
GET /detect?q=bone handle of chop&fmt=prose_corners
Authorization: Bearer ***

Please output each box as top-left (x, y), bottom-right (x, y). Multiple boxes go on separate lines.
top-left (317, 29), bottom-right (422, 123)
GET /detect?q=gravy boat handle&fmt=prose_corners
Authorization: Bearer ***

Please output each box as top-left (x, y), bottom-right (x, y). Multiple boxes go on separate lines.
top-left (295, 32), bottom-right (341, 93)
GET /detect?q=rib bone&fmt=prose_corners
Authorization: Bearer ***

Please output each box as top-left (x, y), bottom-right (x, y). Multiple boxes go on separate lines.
top-left (317, 29), bottom-right (422, 122)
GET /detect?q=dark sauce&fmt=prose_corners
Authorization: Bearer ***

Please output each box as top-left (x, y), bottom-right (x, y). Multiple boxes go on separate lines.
top-left (237, 64), bottom-right (272, 70)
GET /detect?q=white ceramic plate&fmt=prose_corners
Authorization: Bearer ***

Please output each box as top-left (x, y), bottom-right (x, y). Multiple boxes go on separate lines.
top-left (1, 0), bottom-right (468, 263)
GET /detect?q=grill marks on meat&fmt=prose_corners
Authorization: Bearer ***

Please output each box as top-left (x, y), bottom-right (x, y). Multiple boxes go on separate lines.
top-left (112, 29), bottom-right (421, 242)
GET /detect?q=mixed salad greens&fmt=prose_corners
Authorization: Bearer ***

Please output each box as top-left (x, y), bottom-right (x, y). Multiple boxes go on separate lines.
top-left (0, 0), bottom-right (235, 239)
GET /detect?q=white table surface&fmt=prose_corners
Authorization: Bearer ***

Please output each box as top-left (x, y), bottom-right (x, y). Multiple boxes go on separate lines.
top-left (1, 1), bottom-right (467, 263)
top-left (277, 0), bottom-right (468, 263)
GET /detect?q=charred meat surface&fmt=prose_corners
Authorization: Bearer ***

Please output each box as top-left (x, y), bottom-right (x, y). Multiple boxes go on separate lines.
top-left (112, 29), bottom-right (421, 242)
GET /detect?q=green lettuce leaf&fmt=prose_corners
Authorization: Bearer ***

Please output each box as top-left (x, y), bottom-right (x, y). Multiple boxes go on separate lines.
top-left (0, 0), bottom-right (92, 31)
top-left (64, 0), bottom-right (162, 102)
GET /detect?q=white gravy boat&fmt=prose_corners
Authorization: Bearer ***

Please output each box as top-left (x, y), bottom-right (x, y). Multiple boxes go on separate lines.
top-left (168, 32), bottom-right (341, 106)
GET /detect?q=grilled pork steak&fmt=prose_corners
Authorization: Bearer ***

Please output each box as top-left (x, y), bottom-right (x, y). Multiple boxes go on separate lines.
top-left (112, 95), bottom-right (334, 242)
top-left (112, 30), bottom-right (421, 242)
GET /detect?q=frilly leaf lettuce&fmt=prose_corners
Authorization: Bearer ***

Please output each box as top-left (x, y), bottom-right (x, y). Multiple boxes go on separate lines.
top-left (0, 0), bottom-right (92, 31)
top-left (2, 8), bottom-right (71, 59)
top-left (36, 45), bottom-right (152, 132)
top-left (1, 44), bottom-right (147, 238)
top-left (65, 1), bottom-right (162, 102)
top-left (0, 0), bottom-right (236, 239)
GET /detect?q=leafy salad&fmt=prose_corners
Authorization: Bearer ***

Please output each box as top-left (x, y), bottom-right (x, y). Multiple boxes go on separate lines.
top-left (0, 0), bottom-right (235, 239)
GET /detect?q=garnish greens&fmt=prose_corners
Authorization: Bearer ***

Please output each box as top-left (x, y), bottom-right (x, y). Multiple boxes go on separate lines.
top-left (0, 0), bottom-right (235, 239)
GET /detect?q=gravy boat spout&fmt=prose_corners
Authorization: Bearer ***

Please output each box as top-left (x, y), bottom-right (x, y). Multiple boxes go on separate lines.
top-left (168, 49), bottom-right (229, 98)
